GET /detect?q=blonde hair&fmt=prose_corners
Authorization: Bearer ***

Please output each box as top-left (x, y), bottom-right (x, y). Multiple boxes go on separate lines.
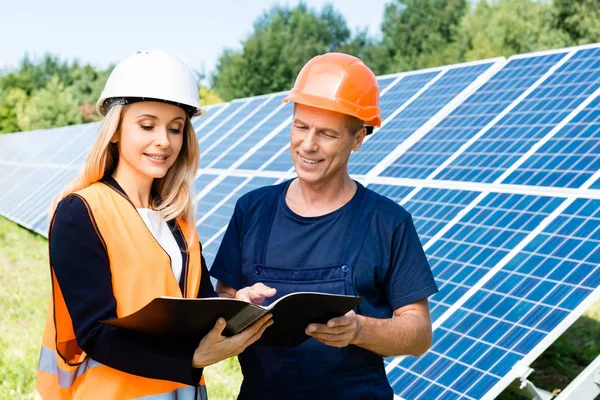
top-left (50, 104), bottom-right (200, 243)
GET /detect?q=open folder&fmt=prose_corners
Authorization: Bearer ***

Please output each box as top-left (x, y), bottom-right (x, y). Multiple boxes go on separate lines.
top-left (102, 292), bottom-right (363, 347)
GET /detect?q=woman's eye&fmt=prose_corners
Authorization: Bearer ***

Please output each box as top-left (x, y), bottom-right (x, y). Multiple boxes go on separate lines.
top-left (169, 128), bottom-right (182, 134)
top-left (141, 125), bottom-right (153, 131)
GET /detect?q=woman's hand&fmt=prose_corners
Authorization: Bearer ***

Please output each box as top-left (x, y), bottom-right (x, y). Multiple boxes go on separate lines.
top-left (192, 313), bottom-right (273, 368)
top-left (235, 283), bottom-right (276, 305)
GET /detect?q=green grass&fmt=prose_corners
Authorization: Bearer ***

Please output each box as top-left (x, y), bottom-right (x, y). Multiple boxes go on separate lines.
top-left (0, 214), bottom-right (598, 399)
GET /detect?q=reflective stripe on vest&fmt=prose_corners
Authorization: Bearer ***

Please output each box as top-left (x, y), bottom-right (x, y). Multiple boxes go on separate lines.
top-left (36, 182), bottom-right (204, 399)
top-left (38, 346), bottom-right (101, 389)
top-left (39, 346), bottom-right (205, 400)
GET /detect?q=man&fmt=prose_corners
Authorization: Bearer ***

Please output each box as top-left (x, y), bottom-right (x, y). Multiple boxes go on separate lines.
top-left (210, 53), bottom-right (438, 399)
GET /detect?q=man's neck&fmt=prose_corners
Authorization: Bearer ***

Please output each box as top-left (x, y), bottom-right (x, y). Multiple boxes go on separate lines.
top-left (286, 174), bottom-right (357, 217)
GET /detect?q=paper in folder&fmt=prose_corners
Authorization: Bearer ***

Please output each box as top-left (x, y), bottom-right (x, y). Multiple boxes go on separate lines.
top-left (102, 292), bottom-right (363, 347)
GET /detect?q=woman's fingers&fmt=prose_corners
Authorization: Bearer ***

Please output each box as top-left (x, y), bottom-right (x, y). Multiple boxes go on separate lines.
top-left (205, 318), bottom-right (227, 341)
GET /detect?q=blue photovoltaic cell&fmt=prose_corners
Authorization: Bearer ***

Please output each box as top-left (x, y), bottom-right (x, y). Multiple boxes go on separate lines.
top-left (203, 95), bottom-right (285, 169)
top-left (211, 96), bottom-right (292, 170)
top-left (504, 95), bottom-right (600, 188)
top-left (194, 173), bottom-right (219, 195)
top-left (193, 103), bottom-right (224, 130)
top-left (31, 170), bottom-right (78, 232)
top-left (348, 63), bottom-right (494, 175)
top-left (194, 174), bottom-right (220, 216)
top-left (423, 193), bottom-right (563, 322)
top-left (437, 47), bottom-right (600, 183)
top-left (197, 176), bottom-right (278, 246)
top-left (196, 175), bottom-right (247, 224)
top-left (389, 198), bottom-right (599, 400)
top-left (392, 187), bottom-right (482, 245)
top-left (378, 71), bottom-right (441, 122)
top-left (0, 166), bottom-right (58, 218)
top-left (377, 76), bottom-right (397, 92)
top-left (381, 53), bottom-right (567, 179)
top-left (12, 168), bottom-right (69, 224)
top-left (200, 97), bottom-right (270, 168)
top-left (203, 231), bottom-right (225, 268)
top-left (238, 121), bottom-right (292, 171)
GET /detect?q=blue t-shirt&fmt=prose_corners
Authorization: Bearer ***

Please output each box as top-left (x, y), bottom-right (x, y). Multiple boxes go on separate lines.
top-left (210, 180), bottom-right (438, 316)
top-left (265, 181), bottom-right (362, 268)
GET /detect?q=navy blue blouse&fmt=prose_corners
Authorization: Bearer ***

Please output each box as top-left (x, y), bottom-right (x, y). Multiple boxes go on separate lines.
top-left (49, 178), bottom-right (216, 386)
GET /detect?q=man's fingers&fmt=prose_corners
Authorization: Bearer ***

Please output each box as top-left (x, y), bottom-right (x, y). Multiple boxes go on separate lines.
top-left (306, 323), bottom-right (348, 335)
top-left (253, 283), bottom-right (277, 295)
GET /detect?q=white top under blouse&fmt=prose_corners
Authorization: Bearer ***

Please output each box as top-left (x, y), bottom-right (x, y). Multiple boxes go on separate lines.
top-left (137, 208), bottom-right (183, 283)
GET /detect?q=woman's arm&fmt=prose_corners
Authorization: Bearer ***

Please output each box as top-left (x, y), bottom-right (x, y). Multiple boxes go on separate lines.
top-left (51, 195), bottom-right (202, 385)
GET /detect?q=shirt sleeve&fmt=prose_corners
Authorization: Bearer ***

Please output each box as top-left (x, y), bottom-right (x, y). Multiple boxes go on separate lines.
top-left (50, 195), bottom-right (203, 386)
top-left (209, 196), bottom-right (245, 289)
top-left (386, 215), bottom-right (439, 310)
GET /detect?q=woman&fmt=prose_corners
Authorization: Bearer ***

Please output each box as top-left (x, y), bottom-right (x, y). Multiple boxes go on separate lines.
top-left (35, 49), bottom-right (272, 400)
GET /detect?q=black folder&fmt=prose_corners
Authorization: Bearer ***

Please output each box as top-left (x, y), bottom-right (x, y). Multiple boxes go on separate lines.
top-left (102, 292), bottom-right (363, 347)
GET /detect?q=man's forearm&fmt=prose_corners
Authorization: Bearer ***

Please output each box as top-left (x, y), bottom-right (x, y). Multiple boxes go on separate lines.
top-left (352, 312), bottom-right (432, 357)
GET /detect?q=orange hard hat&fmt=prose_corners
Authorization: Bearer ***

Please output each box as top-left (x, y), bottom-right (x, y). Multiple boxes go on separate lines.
top-left (283, 52), bottom-right (382, 131)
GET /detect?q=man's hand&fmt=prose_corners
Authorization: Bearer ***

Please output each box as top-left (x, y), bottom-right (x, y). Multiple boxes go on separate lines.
top-left (192, 313), bottom-right (273, 368)
top-left (305, 310), bottom-right (363, 348)
top-left (235, 283), bottom-right (276, 305)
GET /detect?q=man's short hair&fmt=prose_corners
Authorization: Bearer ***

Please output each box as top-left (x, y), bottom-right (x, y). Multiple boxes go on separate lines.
top-left (346, 114), bottom-right (365, 135)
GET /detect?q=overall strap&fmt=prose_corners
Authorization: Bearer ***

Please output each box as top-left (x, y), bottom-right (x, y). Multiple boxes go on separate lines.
top-left (340, 188), bottom-right (380, 269)
top-left (253, 180), bottom-right (291, 265)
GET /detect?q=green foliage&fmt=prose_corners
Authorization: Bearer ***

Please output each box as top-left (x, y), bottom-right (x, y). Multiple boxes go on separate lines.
top-left (199, 86), bottom-right (224, 106)
top-left (380, 0), bottom-right (469, 71)
top-left (2, 0), bottom-right (600, 133)
top-left (0, 88), bottom-right (27, 134)
top-left (18, 76), bottom-right (83, 131)
top-left (212, 3), bottom-right (376, 101)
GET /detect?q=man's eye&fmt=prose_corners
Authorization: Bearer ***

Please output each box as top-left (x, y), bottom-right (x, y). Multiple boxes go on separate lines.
top-left (295, 125), bottom-right (307, 130)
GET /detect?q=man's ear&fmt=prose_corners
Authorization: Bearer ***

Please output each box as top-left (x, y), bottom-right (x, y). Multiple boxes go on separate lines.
top-left (352, 127), bottom-right (367, 151)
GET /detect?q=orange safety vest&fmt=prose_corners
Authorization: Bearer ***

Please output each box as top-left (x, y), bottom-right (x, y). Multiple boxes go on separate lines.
top-left (36, 181), bottom-right (206, 399)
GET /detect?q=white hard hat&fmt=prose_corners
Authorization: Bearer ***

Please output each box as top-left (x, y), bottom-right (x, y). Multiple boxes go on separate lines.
top-left (97, 49), bottom-right (207, 117)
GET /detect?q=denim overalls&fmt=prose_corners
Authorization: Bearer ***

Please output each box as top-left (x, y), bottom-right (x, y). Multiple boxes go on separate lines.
top-left (237, 186), bottom-right (393, 399)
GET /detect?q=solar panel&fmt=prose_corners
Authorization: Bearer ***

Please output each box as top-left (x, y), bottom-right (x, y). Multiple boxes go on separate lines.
top-left (435, 47), bottom-right (600, 183)
top-left (1, 43), bottom-right (599, 400)
top-left (504, 94), bottom-right (600, 188)
top-left (380, 52), bottom-right (569, 180)
top-left (349, 61), bottom-right (499, 175)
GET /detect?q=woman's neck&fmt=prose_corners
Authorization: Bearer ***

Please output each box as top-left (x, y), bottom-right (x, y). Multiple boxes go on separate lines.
top-left (111, 165), bottom-right (154, 209)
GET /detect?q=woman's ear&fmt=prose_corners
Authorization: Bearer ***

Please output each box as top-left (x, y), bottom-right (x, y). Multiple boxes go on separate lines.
top-left (110, 130), bottom-right (120, 144)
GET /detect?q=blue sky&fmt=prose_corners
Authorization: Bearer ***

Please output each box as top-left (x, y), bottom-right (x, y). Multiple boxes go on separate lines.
top-left (0, 0), bottom-right (387, 81)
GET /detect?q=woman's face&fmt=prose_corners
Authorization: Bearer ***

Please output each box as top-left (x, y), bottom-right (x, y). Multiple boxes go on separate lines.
top-left (114, 101), bottom-right (186, 182)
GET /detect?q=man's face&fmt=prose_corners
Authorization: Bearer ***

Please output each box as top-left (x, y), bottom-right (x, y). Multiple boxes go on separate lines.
top-left (290, 104), bottom-right (366, 187)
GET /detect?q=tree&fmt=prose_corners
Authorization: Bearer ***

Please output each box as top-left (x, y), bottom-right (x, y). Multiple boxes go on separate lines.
top-left (459, 0), bottom-right (569, 61)
top-left (0, 88), bottom-right (27, 134)
top-left (18, 76), bottom-right (83, 131)
top-left (380, 0), bottom-right (469, 72)
top-left (550, 0), bottom-right (600, 45)
top-left (212, 3), bottom-right (375, 101)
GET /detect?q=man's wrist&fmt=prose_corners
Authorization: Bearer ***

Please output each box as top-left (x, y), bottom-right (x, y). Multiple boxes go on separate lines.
top-left (351, 314), bottom-right (367, 346)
